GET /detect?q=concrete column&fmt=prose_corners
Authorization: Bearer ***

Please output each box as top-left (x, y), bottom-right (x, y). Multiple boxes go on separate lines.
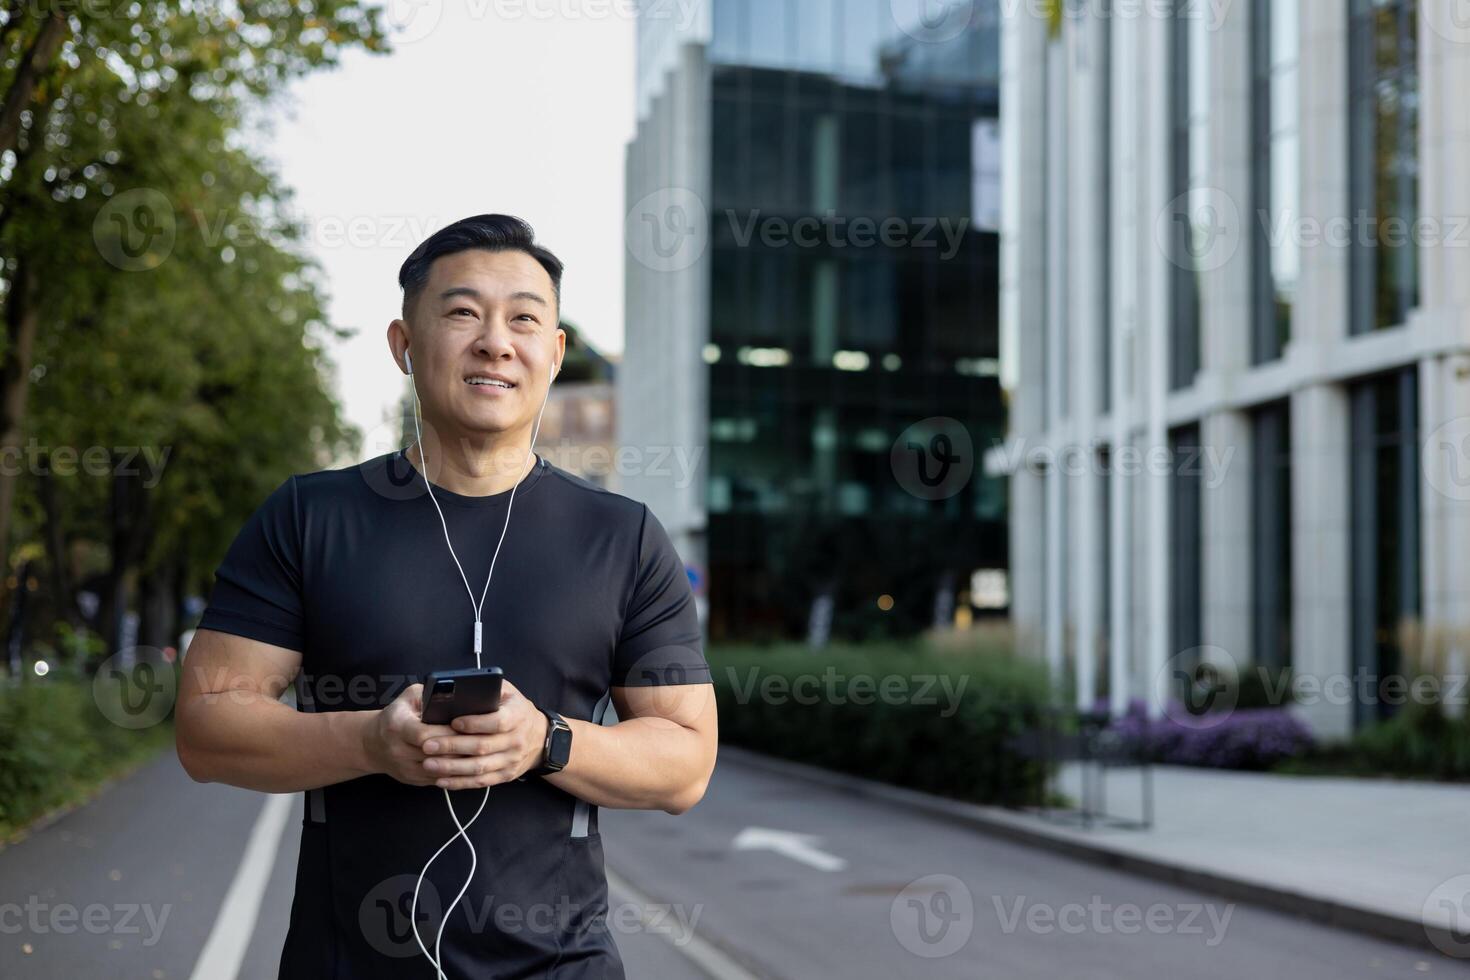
top-left (1287, 0), bottom-right (1353, 739)
top-left (1142, 10), bottom-right (1172, 719)
top-left (1043, 37), bottom-right (1070, 691)
top-left (1289, 384), bottom-right (1353, 738)
top-left (1108, 7), bottom-right (1141, 717)
top-left (1199, 0), bottom-right (1254, 674)
top-left (1000, 5), bottom-right (1050, 660)
top-left (1415, 14), bottom-right (1470, 718)
top-left (1069, 15), bottom-right (1108, 710)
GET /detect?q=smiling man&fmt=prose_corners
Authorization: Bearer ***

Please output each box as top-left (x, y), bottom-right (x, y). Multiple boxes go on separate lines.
top-left (175, 214), bottom-right (718, 979)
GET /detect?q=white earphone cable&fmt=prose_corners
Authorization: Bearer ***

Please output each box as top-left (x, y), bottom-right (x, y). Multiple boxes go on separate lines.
top-left (404, 354), bottom-right (556, 980)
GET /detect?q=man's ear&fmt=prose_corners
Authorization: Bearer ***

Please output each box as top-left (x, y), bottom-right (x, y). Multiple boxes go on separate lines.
top-left (387, 319), bottom-right (413, 375)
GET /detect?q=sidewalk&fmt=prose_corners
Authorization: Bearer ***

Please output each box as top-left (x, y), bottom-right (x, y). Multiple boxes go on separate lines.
top-left (718, 746), bottom-right (1470, 957)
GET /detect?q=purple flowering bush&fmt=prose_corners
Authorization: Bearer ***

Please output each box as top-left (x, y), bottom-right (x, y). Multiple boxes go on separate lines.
top-left (1094, 698), bottom-right (1314, 770)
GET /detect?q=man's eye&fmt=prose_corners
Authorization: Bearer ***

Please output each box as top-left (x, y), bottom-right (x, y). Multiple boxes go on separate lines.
top-left (450, 308), bottom-right (475, 317)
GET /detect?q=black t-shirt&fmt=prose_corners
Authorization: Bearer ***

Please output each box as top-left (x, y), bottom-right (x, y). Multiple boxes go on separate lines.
top-left (196, 448), bottom-right (710, 979)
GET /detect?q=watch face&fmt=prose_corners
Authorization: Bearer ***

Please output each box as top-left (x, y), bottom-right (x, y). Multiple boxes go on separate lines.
top-left (548, 724), bottom-right (572, 767)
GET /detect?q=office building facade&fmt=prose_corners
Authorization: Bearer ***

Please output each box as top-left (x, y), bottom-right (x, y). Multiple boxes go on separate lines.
top-left (623, 1), bottom-right (1006, 641)
top-left (999, 0), bottom-right (1470, 737)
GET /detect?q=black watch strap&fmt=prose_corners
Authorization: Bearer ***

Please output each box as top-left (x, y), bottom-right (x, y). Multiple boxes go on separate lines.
top-left (527, 708), bottom-right (572, 778)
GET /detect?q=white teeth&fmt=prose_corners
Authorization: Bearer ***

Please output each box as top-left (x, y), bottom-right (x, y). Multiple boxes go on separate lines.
top-left (467, 378), bottom-right (513, 388)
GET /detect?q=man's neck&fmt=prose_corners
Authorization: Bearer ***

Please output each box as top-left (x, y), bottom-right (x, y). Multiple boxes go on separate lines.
top-left (406, 431), bottom-right (536, 497)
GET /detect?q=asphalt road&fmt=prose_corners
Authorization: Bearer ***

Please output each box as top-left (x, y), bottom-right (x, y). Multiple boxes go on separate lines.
top-left (1, 748), bottom-right (1466, 979)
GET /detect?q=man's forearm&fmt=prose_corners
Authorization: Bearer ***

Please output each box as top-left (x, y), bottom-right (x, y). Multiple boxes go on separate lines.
top-left (176, 689), bottom-right (378, 793)
top-left (541, 715), bottom-right (711, 815)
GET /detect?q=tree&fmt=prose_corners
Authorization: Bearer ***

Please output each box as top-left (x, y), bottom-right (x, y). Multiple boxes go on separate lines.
top-left (0, 2), bottom-right (390, 662)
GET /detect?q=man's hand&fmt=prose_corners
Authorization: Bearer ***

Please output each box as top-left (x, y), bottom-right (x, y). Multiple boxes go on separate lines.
top-left (366, 683), bottom-right (458, 787)
top-left (418, 679), bottom-right (549, 790)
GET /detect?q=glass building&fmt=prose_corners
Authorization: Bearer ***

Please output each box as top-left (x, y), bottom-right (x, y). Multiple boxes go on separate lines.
top-left (1001, 0), bottom-right (1470, 739)
top-left (623, 1), bottom-right (1004, 642)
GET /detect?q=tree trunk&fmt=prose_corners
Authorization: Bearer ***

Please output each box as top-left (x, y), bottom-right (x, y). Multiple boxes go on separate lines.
top-left (37, 449), bottom-right (77, 635)
top-left (137, 563), bottom-right (176, 650)
top-left (95, 452), bottom-right (153, 659)
top-left (0, 10), bottom-right (67, 162)
top-left (0, 257), bottom-right (39, 580)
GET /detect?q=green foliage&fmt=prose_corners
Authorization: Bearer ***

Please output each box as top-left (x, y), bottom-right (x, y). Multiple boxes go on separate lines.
top-left (0, 676), bottom-right (173, 838)
top-left (1345, 704), bottom-right (1470, 779)
top-left (710, 638), bottom-right (1053, 805)
top-left (0, 3), bottom-right (389, 642)
top-left (1277, 703), bottom-right (1470, 781)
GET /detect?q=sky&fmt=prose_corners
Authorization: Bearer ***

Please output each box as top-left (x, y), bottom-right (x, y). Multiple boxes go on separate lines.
top-left (264, 1), bottom-right (638, 451)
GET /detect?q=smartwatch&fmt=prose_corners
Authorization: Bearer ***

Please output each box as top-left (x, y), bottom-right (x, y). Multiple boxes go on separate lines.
top-left (528, 708), bottom-right (572, 778)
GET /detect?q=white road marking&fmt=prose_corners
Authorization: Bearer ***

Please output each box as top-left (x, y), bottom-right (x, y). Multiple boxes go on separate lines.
top-left (188, 792), bottom-right (294, 980)
top-left (732, 826), bottom-right (847, 872)
top-left (605, 866), bottom-right (762, 980)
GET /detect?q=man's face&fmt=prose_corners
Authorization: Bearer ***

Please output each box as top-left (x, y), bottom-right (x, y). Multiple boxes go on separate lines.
top-left (397, 248), bottom-right (564, 443)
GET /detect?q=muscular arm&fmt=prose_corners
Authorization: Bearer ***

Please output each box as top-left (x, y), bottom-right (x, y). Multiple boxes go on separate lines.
top-left (427, 680), bottom-right (719, 816)
top-left (543, 681), bottom-right (718, 815)
top-left (174, 629), bottom-right (378, 792)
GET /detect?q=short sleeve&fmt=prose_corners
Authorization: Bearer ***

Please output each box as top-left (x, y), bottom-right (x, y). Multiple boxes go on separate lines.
top-left (611, 505), bottom-right (710, 686)
top-left (196, 476), bottom-right (306, 652)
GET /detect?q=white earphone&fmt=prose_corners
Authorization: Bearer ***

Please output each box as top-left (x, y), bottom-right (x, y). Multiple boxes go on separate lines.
top-left (401, 340), bottom-right (558, 980)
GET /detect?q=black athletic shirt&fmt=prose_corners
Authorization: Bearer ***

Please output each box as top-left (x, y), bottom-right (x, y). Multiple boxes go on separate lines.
top-left (195, 448), bottom-right (710, 979)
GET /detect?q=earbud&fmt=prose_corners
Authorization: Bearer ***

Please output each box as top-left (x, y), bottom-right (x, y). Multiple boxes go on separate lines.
top-left (550, 360), bottom-right (559, 382)
top-left (404, 349), bottom-right (413, 374)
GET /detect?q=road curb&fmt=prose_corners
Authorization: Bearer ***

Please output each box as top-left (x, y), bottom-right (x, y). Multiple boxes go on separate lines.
top-left (716, 745), bottom-right (1457, 959)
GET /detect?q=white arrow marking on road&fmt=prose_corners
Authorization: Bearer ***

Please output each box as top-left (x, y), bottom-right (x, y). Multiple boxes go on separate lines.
top-left (732, 826), bottom-right (848, 872)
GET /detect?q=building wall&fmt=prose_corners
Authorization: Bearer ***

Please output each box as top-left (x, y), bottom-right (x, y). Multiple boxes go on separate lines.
top-left (1000, 1), bottom-right (1470, 738)
top-left (620, 37), bottom-right (712, 570)
top-left (628, 1), bottom-right (1008, 642)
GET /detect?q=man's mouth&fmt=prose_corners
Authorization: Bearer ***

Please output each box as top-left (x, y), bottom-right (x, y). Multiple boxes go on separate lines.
top-left (465, 375), bottom-right (516, 389)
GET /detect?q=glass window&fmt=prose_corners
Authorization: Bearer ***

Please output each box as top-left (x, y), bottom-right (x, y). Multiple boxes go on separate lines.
top-left (1251, 0), bottom-right (1299, 363)
top-left (971, 117), bottom-right (1001, 233)
top-left (793, 0), bottom-right (837, 72)
top-left (839, 0), bottom-right (889, 80)
top-left (1250, 402), bottom-right (1292, 670)
top-left (710, 0), bottom-right (742, 62)
top-left (1167, 2), bottom-right (1207, 389)
top-left (1169, 425), bottom-right (1204, 670)
top-left (746, 0), bottom-right (789, 69)
top-left (1349, 0), bottom-right (1420, 334)
top-left (1349, 368), bottom-right (1420, 728)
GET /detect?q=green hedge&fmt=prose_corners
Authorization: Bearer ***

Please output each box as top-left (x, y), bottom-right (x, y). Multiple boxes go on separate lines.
top-left (1278, 703), bottom-right (1470, 781)
top-left (710, 640), bottom-right (1052, 806)
top-left (0, 674), bottom-right (174, 839)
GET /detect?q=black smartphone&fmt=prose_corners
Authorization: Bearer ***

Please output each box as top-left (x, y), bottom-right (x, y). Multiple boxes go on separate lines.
top-left (420, 667), bottom-right (504, 725)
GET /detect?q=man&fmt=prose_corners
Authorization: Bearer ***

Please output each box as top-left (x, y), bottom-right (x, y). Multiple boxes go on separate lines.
top-left (175, 214), bottom-right (718, 979)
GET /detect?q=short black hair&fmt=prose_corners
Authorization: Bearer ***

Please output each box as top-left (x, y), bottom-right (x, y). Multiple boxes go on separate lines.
top-left (397, 214), bottom-right (564, 321)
